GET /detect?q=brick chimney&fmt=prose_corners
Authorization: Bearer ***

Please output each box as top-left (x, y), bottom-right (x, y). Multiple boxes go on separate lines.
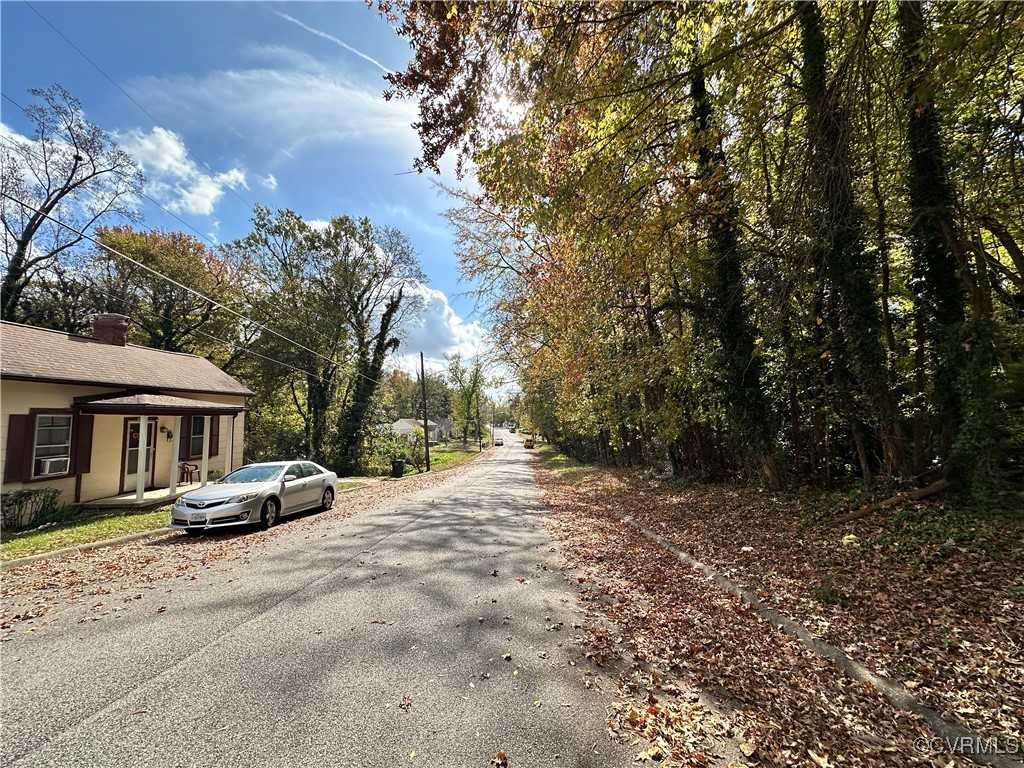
top-left (92, 313), bottom-right (130, 346)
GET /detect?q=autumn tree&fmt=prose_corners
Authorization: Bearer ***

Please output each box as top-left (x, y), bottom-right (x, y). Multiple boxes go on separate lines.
top-left (225, 207), bottom-right (355, 465)
top-left (334, 224), bottom-right (425, 474)
top-left (384, 1), bottom-right (1022, 498)
top-left (83, 226), bottom-right (242, 361)
top-left (447, 352), bottom-right (485, 442)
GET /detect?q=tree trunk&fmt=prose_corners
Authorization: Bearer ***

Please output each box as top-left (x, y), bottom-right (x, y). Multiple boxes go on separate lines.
top-left (799, 1), bottom-right (898, 478)
top-left (897, 0), bottom-right (997, 492)
top-left (336, 293), bottom-right (404, 474)
top-left (690, 63), bottom-right (782, 490)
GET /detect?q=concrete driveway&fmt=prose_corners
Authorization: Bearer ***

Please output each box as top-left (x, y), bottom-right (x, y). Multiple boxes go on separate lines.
top-left (1, 434), bottom-right (633, 767)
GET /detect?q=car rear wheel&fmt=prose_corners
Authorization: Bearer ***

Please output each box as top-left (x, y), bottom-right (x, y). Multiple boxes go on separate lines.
top-left (321, 488), bottom-right (334, 511)
top-left (260, 498), bottom-right (279, 529)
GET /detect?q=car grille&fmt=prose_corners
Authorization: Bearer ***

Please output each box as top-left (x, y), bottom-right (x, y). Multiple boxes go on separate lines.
top-left (184, 499), bottom-right (226, 510)
top-left (173, 515), bottom-right (246, 527)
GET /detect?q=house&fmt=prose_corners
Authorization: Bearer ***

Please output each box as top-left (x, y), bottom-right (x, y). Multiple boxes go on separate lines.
top-left (0, 314), bottom-right (252, 508)
top-left (390, 418), bottom-right (438, 443)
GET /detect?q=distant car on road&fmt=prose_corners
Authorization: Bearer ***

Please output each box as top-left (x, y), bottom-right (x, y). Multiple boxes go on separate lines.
top-left (494, 437), bottom-right (504, 446)
top-left (170, 460), bottom-right (337, 533)
top-left (524, 437), bottom-right (535, 449)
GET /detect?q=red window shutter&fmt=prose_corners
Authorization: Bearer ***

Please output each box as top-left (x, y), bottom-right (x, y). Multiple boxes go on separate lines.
top-left (71, 414), bottom-right (94, 475)
top-left (180, 421), bottom-right (190, 459)
top-left (210, 416), bottom-right (220, 456)
top-left (4, 414), bottom-right (34, 483)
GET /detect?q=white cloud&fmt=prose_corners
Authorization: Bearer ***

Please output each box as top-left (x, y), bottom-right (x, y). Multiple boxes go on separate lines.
top-left (393, 282), bottom-right (489, 370)
top-left (257, 173), bottom-right (278, 191)
top-left (117, 126), bottom-right (247, 216)
top-left (217, 168), bottom-right (248, 191)
top-left (123, 51), bottom-right (420, 164)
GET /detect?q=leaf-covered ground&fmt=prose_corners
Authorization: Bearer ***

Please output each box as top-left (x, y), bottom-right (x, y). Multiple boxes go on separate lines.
top-left (0, 464), bottom-right (479, 639)
top-left (536, 462), bottom-right (1024, 767)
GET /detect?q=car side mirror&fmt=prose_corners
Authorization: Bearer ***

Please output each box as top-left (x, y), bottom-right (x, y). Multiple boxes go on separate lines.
top-left (283, 474), bottom-right (297, 482)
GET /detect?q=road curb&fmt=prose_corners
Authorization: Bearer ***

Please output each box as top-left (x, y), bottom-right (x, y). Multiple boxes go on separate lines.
top-left (1, 527), bottom-right (177, 571)
top-left (608, 507), bottom-right (1019, 768)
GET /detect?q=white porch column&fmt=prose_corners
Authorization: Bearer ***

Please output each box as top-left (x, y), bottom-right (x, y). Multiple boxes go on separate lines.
top-left (135, 416), bottom-right (149, 502)
top-left (200, 415), bottom-right (211, 487)
top-left (225, 415), bottom-right (234, 475)
top-left (169, 415), bottom-right (182, 494)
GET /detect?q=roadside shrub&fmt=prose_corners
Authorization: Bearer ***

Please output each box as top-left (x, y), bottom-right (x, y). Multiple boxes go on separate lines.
top-left (0, 487), bottom-right (64, 531)
top-left (359, 424), bottom-right (412, 476)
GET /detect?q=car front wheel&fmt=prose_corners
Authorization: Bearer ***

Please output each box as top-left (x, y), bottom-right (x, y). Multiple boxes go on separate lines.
top-left (260, 498), bottom-right (279, 529)
top-left (321, 488), bottom-right (334, 511)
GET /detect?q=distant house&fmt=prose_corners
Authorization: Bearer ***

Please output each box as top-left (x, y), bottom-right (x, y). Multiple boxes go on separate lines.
top-left (1, 314), bottom-right (251, 507)
top-left (390, 418), bottom-right (438, 443)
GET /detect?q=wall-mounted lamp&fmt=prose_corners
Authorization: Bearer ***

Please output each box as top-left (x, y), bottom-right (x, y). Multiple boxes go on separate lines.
top-left (160, 425), bottom-right (174, 442)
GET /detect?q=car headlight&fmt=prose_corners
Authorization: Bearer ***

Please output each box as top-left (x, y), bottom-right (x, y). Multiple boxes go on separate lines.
top-left (228, 492), bottom-right (259, 504)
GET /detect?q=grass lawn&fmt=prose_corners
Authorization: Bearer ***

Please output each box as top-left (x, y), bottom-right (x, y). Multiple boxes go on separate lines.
top-left (1, 508), bottom-right (171, 561)
top-left (419, 443), bottom-right (482, 472)
top-left (336, 480), bottom-right (370, 492)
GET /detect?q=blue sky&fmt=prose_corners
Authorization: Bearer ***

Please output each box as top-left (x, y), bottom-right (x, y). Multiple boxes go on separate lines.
top-left (1, 1), bottom-right (487, 371)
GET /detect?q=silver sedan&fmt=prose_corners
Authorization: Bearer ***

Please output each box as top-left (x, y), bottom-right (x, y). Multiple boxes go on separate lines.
top-left (169, 460), bottom-right (337, 533)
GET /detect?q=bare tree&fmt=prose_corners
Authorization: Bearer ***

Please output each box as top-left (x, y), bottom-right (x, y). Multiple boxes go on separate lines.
top-left (1, 85), bottom-right (143, 321)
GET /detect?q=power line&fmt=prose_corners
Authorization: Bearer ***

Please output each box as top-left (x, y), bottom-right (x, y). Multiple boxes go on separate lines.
top-left (23, 1), bottom-right (256, 213)
top-left (1, 102), bottom-right (349, 359)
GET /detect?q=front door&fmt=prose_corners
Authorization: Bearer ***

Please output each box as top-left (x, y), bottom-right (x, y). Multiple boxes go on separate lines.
top-left (280, 462), bottom-right (309, 513)
top-left (122, 418), bottom-right (157, 492)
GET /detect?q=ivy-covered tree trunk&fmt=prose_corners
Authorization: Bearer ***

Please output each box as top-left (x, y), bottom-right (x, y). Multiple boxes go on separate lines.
top-left (691, 64), bottom-right (783, 491)
top-left (798, 1), bottom-right (905, 478)
top-left (897, 0), bottom-right (997, 495)
top-left (336, 291), bottom-right (403, 475)
top-left (307, 369), bottom-right (336, 466)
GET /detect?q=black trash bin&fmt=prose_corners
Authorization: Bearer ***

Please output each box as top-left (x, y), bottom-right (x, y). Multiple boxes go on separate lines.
top-left (390, 459), bottom-right (405, 478)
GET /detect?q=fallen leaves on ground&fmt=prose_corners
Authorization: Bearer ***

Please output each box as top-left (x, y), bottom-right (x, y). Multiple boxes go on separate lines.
top-left (536, 464), bottom-right (1022, 767)
top-left (0, 461), bottom-right (479, 638)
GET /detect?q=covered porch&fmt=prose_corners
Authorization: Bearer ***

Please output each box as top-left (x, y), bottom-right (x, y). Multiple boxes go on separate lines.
top-left (82, 481), bottom-right (204, 509)
top-left (73, 392), bottom-right (246, 507)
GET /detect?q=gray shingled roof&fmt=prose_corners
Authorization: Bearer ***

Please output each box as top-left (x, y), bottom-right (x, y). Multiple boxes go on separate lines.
top-left (0, 322), bottom-right (252, 396)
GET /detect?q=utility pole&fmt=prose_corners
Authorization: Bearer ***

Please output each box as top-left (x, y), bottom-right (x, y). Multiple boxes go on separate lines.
top-left (477, 395), bottom-right (482, 453)
top-left (420, 351), bottom-right (431, 472)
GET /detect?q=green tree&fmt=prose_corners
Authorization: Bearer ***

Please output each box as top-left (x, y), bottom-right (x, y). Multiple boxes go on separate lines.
top-left (225, 208), bottom-right (424, 472)
top-left (447, 352), bottom-right (484, 442)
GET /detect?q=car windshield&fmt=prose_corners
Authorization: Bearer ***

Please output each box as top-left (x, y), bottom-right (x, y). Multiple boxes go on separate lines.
top-left (220, 465), bottom-right (283, 483)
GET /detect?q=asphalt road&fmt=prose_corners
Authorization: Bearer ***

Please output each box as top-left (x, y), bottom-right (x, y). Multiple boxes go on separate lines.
top-left (1, 432), bottom-right (633, 768)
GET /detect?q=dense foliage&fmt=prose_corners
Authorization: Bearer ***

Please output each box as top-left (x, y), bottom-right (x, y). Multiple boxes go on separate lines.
top-left (385, 0), bottom-right (1023, 501)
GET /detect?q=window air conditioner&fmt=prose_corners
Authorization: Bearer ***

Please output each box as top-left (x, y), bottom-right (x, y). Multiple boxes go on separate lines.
top-left (39, 457), bottom-right (70, 475)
